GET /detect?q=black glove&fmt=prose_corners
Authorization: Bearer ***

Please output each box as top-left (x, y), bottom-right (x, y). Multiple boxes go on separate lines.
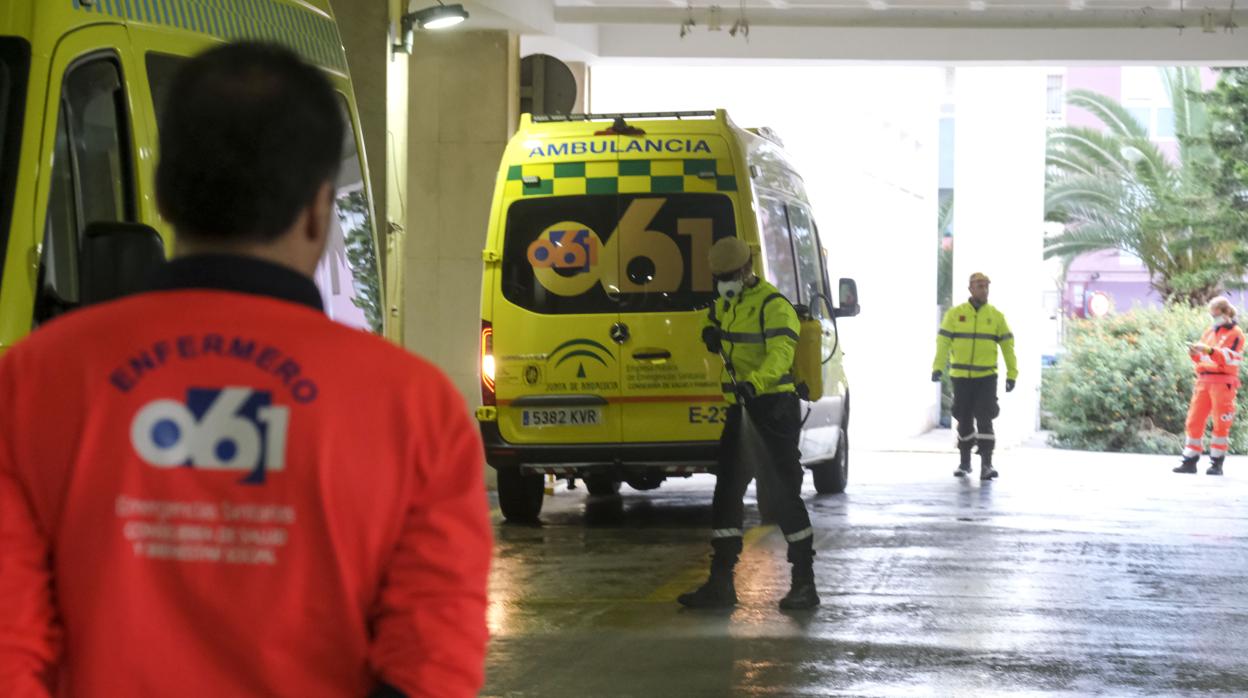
top-left (1006, 379), bottom-right (1016, 393)
top-left (735, 381), bottom-right (757, 403)
top-left (931, 371), bottom-right (942, 383)
top-left (702, 326), bottom-right (722, 354)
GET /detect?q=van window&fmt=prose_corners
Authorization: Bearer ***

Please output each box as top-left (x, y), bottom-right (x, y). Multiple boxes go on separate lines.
top-left (35, 54), bottom-right (135, 323)
top-left (502, 193), bottom-right (735, 315)
top-left (146, 53), bottom-right (382, 334)
top-left (145, 52), bottom-right (180, 128)
top-left (0, 38), bottom-right (30, 293)
top-left (321, 97), bottom-right (382, 334)
top-left (786, 203), bottom-right (831, 317)
top-left (757, 196), bottom-right (798, 302)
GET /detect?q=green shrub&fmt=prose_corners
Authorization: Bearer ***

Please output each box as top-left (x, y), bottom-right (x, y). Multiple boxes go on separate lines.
top-left (1039, 365), bottom-right (1058, 431)
top-left (1046, 304), bottom-right (1248, 454)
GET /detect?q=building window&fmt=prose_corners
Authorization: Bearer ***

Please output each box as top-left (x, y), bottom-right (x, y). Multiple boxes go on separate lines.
top-left (1046, 74), bottom-right (1064, 120)
top-left (1156, 107), bottom-right (1176, 139)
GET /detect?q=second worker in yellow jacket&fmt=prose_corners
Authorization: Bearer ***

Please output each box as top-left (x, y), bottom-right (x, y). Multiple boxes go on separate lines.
top-left (932, 272), bottom-right (1018, 481)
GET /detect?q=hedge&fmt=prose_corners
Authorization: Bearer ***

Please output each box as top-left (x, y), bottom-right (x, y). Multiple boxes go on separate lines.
top-left (1045, 305), bottom-right (1248, 454)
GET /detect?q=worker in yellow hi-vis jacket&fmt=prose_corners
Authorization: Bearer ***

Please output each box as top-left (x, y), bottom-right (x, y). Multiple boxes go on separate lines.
top-left (932, 272), bottom-right (1018, 481)
top-left (678, 237), bottom-right (818, 612)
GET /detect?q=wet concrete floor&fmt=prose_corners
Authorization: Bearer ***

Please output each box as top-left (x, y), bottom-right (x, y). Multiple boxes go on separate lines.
top-left (484, 446), bottom-right (1248, 696)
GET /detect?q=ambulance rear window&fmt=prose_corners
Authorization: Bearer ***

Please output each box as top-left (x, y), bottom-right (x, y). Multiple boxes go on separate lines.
top-left (0, 38), bottom-right (30, 292)
top-left (501, 193), bottom-right (736, 315)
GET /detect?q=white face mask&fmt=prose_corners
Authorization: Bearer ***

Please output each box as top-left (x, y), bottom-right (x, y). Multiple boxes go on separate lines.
top-left (717, 279), bottom-right (744, 300)
top-left (1213, 314), bottom-right (1227, 325)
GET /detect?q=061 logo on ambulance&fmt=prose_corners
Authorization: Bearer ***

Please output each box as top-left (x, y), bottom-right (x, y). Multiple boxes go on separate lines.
top-left (130, 387), bottom-right (291, 484)
top-left (525, 198), bottom-right (714, 298)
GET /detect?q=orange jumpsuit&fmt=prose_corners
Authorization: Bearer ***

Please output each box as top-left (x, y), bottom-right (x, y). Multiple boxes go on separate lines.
top-left (1184, 321), bottom-right (1246, 460)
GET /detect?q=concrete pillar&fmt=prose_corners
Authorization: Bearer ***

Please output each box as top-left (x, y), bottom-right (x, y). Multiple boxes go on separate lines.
top-left (952, 67), bottom-right (1047, 445)
top-left (406, 30), bottom-right (519, 404)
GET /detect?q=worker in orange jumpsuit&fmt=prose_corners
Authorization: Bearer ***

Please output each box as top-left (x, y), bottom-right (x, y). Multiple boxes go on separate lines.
top-left (1175, 296), bottom-right (1246, 476)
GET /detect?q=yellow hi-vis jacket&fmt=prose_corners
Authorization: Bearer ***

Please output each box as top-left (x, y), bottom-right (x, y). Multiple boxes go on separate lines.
top-left (933, 300), bottom-right (1018, 380)
top-left (704, 279), bottom-right (800, 403)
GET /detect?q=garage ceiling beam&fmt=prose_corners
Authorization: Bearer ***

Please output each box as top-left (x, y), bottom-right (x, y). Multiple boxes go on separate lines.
top-left (591, 25), bottom-right (1248, 62)
top-left (553, 5), bottom-right (1245, 30)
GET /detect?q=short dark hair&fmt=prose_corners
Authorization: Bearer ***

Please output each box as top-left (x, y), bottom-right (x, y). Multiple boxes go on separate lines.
top-left (156, 42), bottom-right (344, 243)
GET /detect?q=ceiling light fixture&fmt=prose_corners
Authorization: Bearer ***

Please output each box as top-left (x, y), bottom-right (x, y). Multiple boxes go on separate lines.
top-left (413, 2), bottom-right (469, 30)
top-left (393, 2), bottom-right (470, 53)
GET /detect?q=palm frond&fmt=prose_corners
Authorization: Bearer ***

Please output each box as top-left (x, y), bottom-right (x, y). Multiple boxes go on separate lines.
top-left (1045, 176), bottom-right (1126, 213)
top-left (1046, 153), bottom-right (1098, 178)
top-left (1162, 67), bottom-right (1207, 138)
top-left (1163, 67), bottom-right (1217, 171)
top-left (1067, 89), bottom-right (1150, 140)
top-left (938, 197), bottom-right (954, 236)
top-left (1048, 127), bottom-right (1135, 176)
top-left (1043, 224), bottom-right (1135, 260)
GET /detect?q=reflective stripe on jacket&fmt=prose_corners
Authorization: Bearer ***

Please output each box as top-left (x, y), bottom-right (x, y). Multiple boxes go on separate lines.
top-left (933, 300), bottom-right (1018, 380)
top-left (1192, 322), bottom-right (1245, 387)
top-left (704, 279), bottom-right (799, 403)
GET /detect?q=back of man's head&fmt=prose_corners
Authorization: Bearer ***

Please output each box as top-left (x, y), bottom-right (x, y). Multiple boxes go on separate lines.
top-left (156, 42), bottom-right (343, 245)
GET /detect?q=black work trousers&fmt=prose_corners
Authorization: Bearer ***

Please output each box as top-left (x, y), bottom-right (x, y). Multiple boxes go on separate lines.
top-left (712, 393), bottom-right (813, 548)
top-left (951, 374), bottom-right (999, 464)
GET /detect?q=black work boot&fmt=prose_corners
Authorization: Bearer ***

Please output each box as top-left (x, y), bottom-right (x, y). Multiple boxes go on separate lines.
top-left (954, 448), bottom-right (973, 478)
top-left (979, 452), bottom-right (998, 481)
top-left (678, 538), bottom-right (740, 609)
top-left (779, 539), bottom-right (819, 611)
top-left (1207, 457), bottom-right (1225, 476)
top-left (1174, 455), bottom-right (1199, 474)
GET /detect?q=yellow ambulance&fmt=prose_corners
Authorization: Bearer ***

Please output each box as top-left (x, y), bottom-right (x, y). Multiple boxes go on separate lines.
top-left (477, 110), bottom-right (861, 522)
top-left (0, 0), bottom-right (383, 352)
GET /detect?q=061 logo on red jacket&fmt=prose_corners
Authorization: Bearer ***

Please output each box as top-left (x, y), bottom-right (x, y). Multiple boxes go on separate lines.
top-left (130, 387), bottom-right (291, 484)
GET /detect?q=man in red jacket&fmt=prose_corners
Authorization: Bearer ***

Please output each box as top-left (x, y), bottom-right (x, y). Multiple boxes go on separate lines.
top-left (0, 43), bottom-right (491, 697)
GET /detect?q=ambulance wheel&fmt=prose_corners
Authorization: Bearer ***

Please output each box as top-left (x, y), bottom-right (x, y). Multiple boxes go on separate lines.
top-left (498, 467), bottom-right (544, 522)
top-left (585, 474), bottom-right (621, 497)
top-left (813, 429), bottom-right (849, 494)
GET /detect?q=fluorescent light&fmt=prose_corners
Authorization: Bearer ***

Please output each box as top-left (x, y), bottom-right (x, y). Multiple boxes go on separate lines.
top-left (413, 3), bottom-right (468, 30)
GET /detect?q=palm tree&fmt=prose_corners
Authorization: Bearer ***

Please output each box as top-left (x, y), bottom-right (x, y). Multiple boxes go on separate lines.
top-left (1044, 68), bottom-right (1237, 306)
top-left (937, 196), bottom-right (954, 307)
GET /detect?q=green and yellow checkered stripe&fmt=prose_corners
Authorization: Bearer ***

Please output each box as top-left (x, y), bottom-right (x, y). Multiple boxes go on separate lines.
top-left (505, 159), bottom-right (739, 198)
top-left (69, 0), bottom-right (348, 73)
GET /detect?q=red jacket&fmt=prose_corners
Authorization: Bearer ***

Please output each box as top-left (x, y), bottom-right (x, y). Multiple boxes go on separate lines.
top-left (1191, 321), bottom-right (1246, 387)
top-left (0, 256), bottom-right (491, 698)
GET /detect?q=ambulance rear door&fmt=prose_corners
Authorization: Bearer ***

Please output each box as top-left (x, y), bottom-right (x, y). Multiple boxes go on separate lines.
top-left (612, 138), bottom-right (739, 446)
top-left (492, 135), bottom-right (626, 447)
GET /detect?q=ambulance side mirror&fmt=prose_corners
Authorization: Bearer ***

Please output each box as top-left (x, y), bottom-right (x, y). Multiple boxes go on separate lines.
top-left (834, 277), bottom-right (860, 318)
top-left (79, 222), bottom-right (167, 307)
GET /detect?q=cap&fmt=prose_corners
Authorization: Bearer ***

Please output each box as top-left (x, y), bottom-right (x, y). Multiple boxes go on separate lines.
top-left (709, 238), bottom-right (752, 275)
top-left (969, 272), bottom-right (991, 284)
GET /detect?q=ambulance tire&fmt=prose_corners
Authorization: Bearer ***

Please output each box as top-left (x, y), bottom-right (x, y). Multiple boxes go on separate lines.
top-left (498, 467), bottom-right (544, 523)
top-left (585, 474), bottom-right (621, 497)
top-left (813, 428), bottom-right (849, 495)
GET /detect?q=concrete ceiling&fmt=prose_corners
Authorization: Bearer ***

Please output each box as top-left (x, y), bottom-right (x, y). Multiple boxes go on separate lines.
top-left (458, 0), bottom-right (1247, 62)
top-left (554, 0), bottom-right (1242, 30)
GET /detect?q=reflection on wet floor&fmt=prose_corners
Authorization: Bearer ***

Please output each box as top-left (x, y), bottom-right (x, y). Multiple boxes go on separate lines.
top-left (484, 448), bottom-right (1248, 697)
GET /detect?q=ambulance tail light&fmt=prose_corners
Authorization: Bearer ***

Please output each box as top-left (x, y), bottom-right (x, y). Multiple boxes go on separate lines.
top-left (481, 321), bottom-right (496, 406)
